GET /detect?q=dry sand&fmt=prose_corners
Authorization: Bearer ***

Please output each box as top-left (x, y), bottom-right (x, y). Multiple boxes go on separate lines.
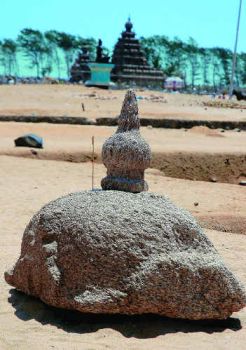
top-left (0, 121), bottom-right (246, 185)
top-left (0, 85), bottom-right (245, 185)
top-left (1, 122), bottom-right (245, 155)
top-left (0, 84), bottom-right (246, 121)
top-left (0, 156), bottom-right (246, 350)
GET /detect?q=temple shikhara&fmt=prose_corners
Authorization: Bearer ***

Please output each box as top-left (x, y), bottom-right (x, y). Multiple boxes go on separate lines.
top-left (70, 48), bottom-right (90, 83)
top-left (111, 19), bottom-right (164, 87)
top-left (70, 19), bottom-right (164, 88)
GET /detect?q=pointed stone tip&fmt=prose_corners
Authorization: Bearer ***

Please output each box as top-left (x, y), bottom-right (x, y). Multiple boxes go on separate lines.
top-left (118, 89), bottom-right (140, 132)
top-left (122, 89), bottom-right (138, 112)
top-left (4, 269), bottom-right (14, 285)
top-left (125, 89), bottom-right (136, 101)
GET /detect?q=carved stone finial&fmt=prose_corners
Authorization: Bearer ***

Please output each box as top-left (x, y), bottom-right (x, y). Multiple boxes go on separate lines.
top-left (101, 89), bottom-right (151, 193)
top-left (117, 89), bottom-right (140, 132)
top-left (125, 17), bottom-right (133, 32)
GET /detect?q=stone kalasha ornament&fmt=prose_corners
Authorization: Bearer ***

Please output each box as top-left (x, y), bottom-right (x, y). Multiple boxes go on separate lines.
top-left (101, 89), bottom-right (151, 193)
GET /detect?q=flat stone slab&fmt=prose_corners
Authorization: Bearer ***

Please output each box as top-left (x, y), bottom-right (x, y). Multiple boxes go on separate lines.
top-left (5, 190), bottom-right (246, 319)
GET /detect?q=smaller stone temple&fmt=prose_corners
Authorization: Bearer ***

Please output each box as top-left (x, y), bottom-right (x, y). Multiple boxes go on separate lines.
top-left (111, 19), bottom-right (164, 88)
top-left (71, 40), bottom-right (114, 87)
top-left (70, 47), bottom-right (91, 83)
top-left (85, 39), bottom-right (114, 88)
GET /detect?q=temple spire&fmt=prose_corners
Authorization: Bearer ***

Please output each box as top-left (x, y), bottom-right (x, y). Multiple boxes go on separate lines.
top-left (117, 89), bottom-right (140, 132)
top-left (125, 17), bottom-right (133, 32)
top-left (111, 19), bottom-right (164, 88)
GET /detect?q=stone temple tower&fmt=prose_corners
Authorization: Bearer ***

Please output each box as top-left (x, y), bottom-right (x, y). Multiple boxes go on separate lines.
top-left (111, 18), bottom-right (164, 88)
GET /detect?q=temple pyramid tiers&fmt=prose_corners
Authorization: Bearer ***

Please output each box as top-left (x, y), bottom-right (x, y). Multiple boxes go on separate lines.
top-left (111, 19), bottom-right (164, 88)
top-left (70, 47), bottom-right (91, 83)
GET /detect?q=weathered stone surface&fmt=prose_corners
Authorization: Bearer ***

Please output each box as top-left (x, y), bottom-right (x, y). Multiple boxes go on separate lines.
top-left (5, 190), bottom-right (246, 319)
top-left (101, 90), bottom-right (151, 193)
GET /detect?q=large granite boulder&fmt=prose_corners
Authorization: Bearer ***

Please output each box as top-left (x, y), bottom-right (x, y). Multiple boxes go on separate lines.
top-left (5, 190), bottom-right (246, 320)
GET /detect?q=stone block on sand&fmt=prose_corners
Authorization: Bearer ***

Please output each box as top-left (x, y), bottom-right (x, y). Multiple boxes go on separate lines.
top-left (5, 190), bottom-right (246, 320)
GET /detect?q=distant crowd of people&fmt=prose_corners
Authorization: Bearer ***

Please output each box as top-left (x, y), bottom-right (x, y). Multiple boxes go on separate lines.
top-left (0, 76), bottom-right (65, 85)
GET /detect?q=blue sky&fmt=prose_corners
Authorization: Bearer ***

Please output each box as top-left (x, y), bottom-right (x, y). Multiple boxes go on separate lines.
top-left (1, 0), bottom-right (245, 52)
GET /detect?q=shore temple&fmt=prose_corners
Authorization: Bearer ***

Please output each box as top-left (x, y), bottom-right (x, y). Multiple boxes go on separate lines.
top-left (70, 19), bottom-right (164, 88)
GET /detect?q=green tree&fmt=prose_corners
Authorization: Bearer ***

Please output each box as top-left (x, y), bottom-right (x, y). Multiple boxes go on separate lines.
top-left (238, 53), bottom-right (246, 85)
top-left (141, 35), bottom-right (167, 69)
top-left (0, 39), bottom-right (18, 76)
top-left (17, 28), bottom-right (49, 77)
top-left (185, 38), bottom-right (200, 88)
top-left (55, 32), bottom-right (77, 78)
top-left (213, 47), bottom-right (232, 87)
top-left (165, 37), bottom-right (187, 77)
top-left (141, 36), bottom-right (187, 80)
top-left (76, 36), bottom-right (97, 61)
top-left (199, 48), bottom-right (211, 87)
top-left (0, 41), bottom-right (5, 74)
top-left (44, 30), bottom-right (62, 78)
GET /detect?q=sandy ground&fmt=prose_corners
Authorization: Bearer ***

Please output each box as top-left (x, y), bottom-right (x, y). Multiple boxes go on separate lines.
top-left (0, 156), bottom-right (246, 350)
top-left (1, 122), bottom-right (246, 185)
top-left (1, 122), bottom-right (245, 154)
top-left (0, 84), bottom-right (246, 121)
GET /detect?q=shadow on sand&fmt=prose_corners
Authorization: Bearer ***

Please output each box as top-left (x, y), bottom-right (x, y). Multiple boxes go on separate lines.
top-left (8, 289), bottom-right (242, 339)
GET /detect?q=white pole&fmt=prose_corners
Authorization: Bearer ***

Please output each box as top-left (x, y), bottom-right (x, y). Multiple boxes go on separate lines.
top-left (229, 0), bottom-right (243, 98)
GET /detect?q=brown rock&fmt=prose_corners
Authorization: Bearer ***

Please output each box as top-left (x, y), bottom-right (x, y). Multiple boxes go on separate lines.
top-left (5, 190), bottom-right (246, 320)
